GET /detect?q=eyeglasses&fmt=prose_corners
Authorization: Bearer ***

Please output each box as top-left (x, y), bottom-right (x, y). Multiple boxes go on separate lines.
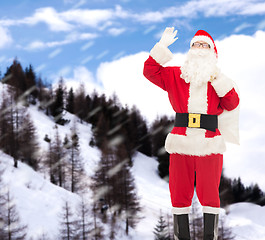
top-left (192, 42), bottom-right (211, 48)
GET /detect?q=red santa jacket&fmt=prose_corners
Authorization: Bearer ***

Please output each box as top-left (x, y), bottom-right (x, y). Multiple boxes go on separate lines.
top-left (143, 44), bottom-right (239, 156)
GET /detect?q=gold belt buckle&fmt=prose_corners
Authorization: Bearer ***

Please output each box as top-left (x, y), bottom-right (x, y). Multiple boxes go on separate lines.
top-left (188, 113), bottom-right (201, 128)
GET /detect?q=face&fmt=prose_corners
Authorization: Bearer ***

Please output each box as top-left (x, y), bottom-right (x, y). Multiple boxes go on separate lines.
top-left (191, 41), bottom-right (211, 49)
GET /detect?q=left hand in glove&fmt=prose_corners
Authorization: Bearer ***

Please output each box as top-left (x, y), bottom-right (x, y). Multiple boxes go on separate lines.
top-left (159, 27), bottom-right (178, 48)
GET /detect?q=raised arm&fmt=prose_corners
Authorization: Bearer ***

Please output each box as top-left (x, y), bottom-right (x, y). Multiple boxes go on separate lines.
top-left (143, 27), bottom-right (178, 91)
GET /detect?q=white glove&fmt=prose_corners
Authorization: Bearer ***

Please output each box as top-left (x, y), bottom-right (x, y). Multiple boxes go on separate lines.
top-left (159, 27), bottom-right (178, 47)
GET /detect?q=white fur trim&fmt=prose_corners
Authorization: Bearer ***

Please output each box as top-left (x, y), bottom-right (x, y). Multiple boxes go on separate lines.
top-left (218, 81), bottom-right (240, 145)
top-left (185, 82), bottom-right (209, 151)
top-left (150, 42), bottom-right (173, 65)
top-left (188, 82), bottom-right (208, 114)
top-left (190, 35), bottom-right (214, 49)
top-left (165, 132), bottom-right (226, 156)
top-left (203, 206), bottom-right (220, 214)
top-left (172, 206), bottom-right (191, 215)
top-left (211, 73), bottom-right (234, 97)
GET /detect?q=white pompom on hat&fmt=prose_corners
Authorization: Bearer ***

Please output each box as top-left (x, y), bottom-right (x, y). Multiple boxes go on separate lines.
top-left (190, 30), bottom-right (218, 57)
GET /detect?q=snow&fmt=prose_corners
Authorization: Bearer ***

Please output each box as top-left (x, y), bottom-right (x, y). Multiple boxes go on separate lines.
top-left (27, 105), bottom-right (101, 177)
top-left (131, 152), bottom-right (172, 239)
top-left (227, 203), bottom-right (265, 239)
top-left (0, 151), bottom-right (81, 239)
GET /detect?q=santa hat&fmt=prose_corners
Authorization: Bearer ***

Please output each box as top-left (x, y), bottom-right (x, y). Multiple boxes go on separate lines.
top-left (190, 30), bottom-right (218, 57)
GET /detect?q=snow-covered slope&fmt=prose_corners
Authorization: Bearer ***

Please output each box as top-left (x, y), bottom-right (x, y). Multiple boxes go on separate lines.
top-left (0, 151), bottom-right (81, 239)
top-left (131, 152), bottom-right (172, 239)
top-left (227, 203), bottom-right (265, 240)
top-left (27, 105), bottom-right (101, 177)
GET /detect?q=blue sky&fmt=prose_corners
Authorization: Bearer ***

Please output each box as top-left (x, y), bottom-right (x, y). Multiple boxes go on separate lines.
top-left (0, 0), bottom-right (265, 84)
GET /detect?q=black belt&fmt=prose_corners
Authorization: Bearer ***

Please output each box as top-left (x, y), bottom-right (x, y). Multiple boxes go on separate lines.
top-left (174, 113), bottom-right (218, 132)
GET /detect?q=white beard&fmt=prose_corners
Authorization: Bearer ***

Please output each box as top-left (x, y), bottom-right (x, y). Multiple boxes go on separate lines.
top-left (180, 48), bottom-right (219, 86)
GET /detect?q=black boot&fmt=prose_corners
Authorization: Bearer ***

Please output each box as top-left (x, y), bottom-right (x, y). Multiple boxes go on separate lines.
top-left (173, 214), bottom-right (190, 240)
top-left (203, 213), bottom-right (219, 240)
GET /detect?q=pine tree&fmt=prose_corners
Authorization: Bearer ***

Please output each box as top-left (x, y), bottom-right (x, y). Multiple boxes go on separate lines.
top-left (0, 167), bottom-right (6, 239)
top-left (219, 174), bottom-right (234, 207)
top-left (36, 76), bottom-right (46, 105)
top-left (87, 90), bottom-right (101, 126)
top-left (74, 84), bottom-right (87, 122)
top-left (91, 201), bottom-right (105, 240)
top-left (115, 145), bottom-right (141, 235)
top-left (0, 83), bottom-right (39, 169)
top-left (18, 112), bottom-right (39, 170)
top-left (50, 78), bottom-right (66, 125)
top-left (0, 86), bottom-right (20, 168)
top-left (126, 105), bottom-right (152, 156)
top-left (150, 115), bottom-right (174, 179)
top-left (54, 127), bottom-right (66, 187)
top-left (44, 134), bottom-right (55, 184)
top-left (0, 90), bottom-right (11, 155)
top-left (66, 87), bottom-right (75, 114)
top-left (153, 211), bottom-right (170, 240)
top-left (59, 201), bottom-right (78, 240)
top-left (64, 121), bottom-right (85, 193)
top-left (3, 58), bottom-right (27, 101)
top-left (94, 112), bottom-right (109, 149)
top-left (0, 188), bottom-right (27, 240)
top-left (249, 184), bottom-right (264, 204)
top-left (38, 79), bottom-right (53, 115)
top-left (76, 198), bottom-right (91, 240)
top-left (24, 64), bottom-right (38, 102)
top-left (232, 177), bottom-right (245, 202)
top-left (46, 126), bottom-right (66, 187)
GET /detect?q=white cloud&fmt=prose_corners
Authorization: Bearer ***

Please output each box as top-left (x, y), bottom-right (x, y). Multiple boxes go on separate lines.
top-left (26, 32), bottom-right (98, 50)
top-left (133, 0), bottom-right (265, 23)
top-left (0, 6), bottom-right (125, 31)
top-left (64, 66), bottom-right (102, 94)
top-left (60, 8), bottom-right (114, 28)
top-left (96, 30), bottom-right (265, 190)
top-left (0, 1), bottom-right (264, 36)
top-left (239, 1), bottom-right (265, 15)
top-left (108, 27), bottom-right (126, 36)
top-left (97, 52), bottom-right (175, 121)
top-left (24, 7), bottom-right (74, 32)
top-left (0, 26), bottom-right (12, 48)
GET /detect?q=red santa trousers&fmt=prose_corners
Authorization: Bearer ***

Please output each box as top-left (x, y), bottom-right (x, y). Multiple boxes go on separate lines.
top-left (169, 153), bottom-right (223, 215)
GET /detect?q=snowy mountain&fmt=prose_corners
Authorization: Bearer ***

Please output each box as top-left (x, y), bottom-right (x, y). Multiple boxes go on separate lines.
top-left (0, 83), bottom-right (265, 239)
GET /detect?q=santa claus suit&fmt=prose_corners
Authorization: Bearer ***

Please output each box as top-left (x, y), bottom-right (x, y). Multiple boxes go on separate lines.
top-left (143, 30), bottom-right (240, 216)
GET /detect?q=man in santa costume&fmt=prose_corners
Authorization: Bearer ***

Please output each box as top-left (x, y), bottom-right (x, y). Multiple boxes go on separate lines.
top-left (143, 28), bottom-right (240, 240)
